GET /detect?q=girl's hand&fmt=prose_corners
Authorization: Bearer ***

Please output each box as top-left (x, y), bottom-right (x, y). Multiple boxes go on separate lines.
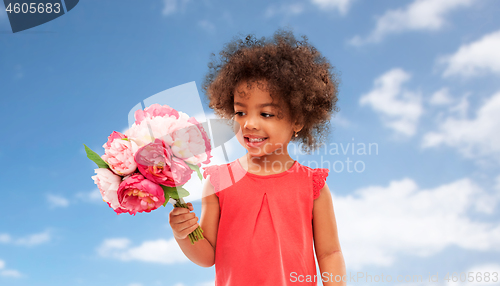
top-left (169, 202), bottom-right (200, 240)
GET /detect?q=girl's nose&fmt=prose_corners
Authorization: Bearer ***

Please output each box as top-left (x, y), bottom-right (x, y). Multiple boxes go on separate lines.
top-left (244, 115), bottom-right (259, 130)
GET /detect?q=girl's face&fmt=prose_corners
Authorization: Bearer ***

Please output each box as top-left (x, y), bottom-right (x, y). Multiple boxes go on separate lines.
top-left (233, 80), bottom-right (297, 158)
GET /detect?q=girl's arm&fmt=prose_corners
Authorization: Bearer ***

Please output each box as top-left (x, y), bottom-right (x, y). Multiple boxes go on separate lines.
top-left (170, 176), bottom-right (220, 268)
top-left (312, 182), bottom-right (346, 286)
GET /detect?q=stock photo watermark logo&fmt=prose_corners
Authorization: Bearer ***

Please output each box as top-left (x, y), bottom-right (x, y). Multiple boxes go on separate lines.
top-left (292, 138), bottom-right (379, 173)
top-left (3, 0), bottom-right (79, 33)
top-left (125, 82), bottom-right (379, 199)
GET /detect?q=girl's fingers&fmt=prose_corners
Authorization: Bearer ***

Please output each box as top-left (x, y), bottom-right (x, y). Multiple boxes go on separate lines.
top-left (170, 211), bottom-right (196, 224)
top-left (175, 222), bottom-right (199, 240)
top-left (168, 204), bottom-right (195, 228)
top-left (171, 206), bottom-right (190, 215)
top-left (180, 223), bottom-right (199, 237)
top-left (185, 202), bottom-right (194, 211)
top-left (177, 217), bottom-right (198, 232)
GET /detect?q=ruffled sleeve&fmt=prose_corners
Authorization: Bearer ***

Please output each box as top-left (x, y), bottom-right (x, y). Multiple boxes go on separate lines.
top-left (202, 165), bottom-right (219, 196)
top-left (312, 168), bottom-right (329, 200)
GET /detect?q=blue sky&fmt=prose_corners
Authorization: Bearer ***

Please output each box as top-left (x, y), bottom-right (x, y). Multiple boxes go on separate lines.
top-left (1, 0), bottom-right (500, 285)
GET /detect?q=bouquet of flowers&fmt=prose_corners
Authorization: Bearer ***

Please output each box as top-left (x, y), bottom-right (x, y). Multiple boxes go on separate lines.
top-left (84, 103), bottom-right (212, 244)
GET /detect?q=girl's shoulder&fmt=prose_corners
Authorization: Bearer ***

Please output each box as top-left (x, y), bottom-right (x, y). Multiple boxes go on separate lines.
top-left (297, 162), bottom-right (330, 200)
top-left (201, 161), bottom-right (234, 196)
top-left (202, 164), bottom-right (221, 178)
top-left (202, 163), bottom-right (224, 195)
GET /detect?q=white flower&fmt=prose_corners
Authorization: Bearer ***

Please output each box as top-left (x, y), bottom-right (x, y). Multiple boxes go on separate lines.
top-left (125, 112), bottom-right (209, 165)
top-left (91, 168), bottom-right (122, 210)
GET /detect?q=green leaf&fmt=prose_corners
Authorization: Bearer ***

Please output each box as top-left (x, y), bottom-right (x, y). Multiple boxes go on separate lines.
top-left (83, 144), bottom-right (109, 169)
top-left (162, 195), bottom-right (169, 207)
top-left (121, 138), bottom-right (129, 141)
top-left (187, 163), bottom-right (202, 181)
top-left (161, 185), bottom-right (190, 200)
top-left (161, 185), bottom-right (169, 206)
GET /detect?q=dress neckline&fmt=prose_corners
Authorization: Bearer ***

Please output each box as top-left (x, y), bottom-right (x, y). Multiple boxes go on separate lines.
top-left (234, 158), bottom-right (298, 178)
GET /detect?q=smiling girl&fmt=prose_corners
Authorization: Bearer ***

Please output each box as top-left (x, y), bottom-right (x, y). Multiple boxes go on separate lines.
top-left (169, 28), bottom-right (346, 286)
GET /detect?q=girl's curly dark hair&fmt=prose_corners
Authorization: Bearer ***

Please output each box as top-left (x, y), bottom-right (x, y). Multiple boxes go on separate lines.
top-left (201, 27), bottom-right (340, 153)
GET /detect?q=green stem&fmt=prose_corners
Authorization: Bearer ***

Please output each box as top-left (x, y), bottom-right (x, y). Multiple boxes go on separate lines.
top-left (189, 234), bottom-right (194, 244)
top-left (174, 199), bottom-right (204, 244)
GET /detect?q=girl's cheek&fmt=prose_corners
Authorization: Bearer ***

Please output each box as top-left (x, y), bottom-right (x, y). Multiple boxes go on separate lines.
top-left (232, 120), bottom-right (241, 135)
top-left (233, 123), bottom-right (245, 146)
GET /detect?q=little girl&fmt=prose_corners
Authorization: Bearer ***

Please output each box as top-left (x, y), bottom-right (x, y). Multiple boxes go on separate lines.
top-left (169, 28), bottom-right (346, 286)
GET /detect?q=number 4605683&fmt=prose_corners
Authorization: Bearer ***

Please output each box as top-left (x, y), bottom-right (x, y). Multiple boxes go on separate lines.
top-left (5, 2), bottom-right (62, 14)
top-left (444, 272), bottom-right (498, 283)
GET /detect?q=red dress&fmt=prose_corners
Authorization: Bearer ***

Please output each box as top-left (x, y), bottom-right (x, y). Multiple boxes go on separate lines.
top-left (202, 159), bottom-right (329, 286)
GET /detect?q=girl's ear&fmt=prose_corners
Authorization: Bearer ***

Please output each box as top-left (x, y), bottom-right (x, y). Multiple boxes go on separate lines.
top-left (293, 121), bottom-right (304, 133)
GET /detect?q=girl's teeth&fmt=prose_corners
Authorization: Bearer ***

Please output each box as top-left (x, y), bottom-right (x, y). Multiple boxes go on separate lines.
top-left (249, 138), bottom-right (265, 142)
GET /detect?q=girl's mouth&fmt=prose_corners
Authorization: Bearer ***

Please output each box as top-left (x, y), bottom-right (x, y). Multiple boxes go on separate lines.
top-left (244, 137), bottom-right (268, 148)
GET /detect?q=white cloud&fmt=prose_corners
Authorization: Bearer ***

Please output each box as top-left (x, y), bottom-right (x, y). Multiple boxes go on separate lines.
top-left (496, 175), bottom-right (500, 191)
top-left (162, 0), bottom-right (190, 16)
top-left (264, 3), bottom-right (305, 18)
top-left (0, 231), bottom-right (51, 247)
top-left (97, 237), bottom-right (188, 264)
top-left (0, 269), bottom-right (22, 278)
top-left (422, 91), bottom-right (500, 160)
top-left (47, 194), bottom-right (69, 208)
top-left (162, 0), bottom-right (176, 15)
top-left (14, 64), bottom-right (23, 79)
top-left (0, 259), bottom-right (22, 278)
top-left (429, 87), bottom-right (453, 106)
top-left (310, 0), bottom-right (354, 15)
top-left (336, 177), bottom-right (500, 269)
top-left (222, 10), bottom-right (233, 26)
top-left (332, 112), bottom-right (352, 128)
top-left (359, 68), bottom-right (423, 136)
top-left (198, 20), bottom-right (215, 33)
top-left (75, 189), bottom-right (103, 204)
top-left (446, 92), bottom-right (470, 119)
top-left (15, 230), bottom-right (51, 247)
top-left (349, 0), bottom-right (475, 45)
top-left (439, 30), bottom-right (500, 77)
top-left (0, 234), bottom-right (11, 243)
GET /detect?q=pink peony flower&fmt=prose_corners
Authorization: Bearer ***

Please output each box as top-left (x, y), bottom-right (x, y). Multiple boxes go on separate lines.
top-left (134, 103), bottom-right (179, 125)
top-left (171, 156), bottom-right (195, 186)
top-left (101, 131), bottom-right (138, 176)
top-left (161, 112), bottom-right (211, 166)
top-left (107, 202), bottom-right (128, 214)
top-left (126, 110), bottom-right (212, 167)
top-left (188, 116), bottom-right (212, 166)
top-left (117, 173), bottom-right (165, 215)
top-left (91, 168), bottom-right (128, 214)
top-left (125, 115), bottom-right (178, 148)
top-left (103, 131), bottom-right (127, 149)
top-left (134, 138), bottom-right (193, 187)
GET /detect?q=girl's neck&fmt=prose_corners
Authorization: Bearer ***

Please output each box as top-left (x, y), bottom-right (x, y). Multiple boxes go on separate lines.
top-left (238, 152), bottom-right (296, 176)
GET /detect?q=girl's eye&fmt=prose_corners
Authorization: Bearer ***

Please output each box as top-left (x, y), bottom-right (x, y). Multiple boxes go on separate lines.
top-left (234, 111), bottom-right (273, 117)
